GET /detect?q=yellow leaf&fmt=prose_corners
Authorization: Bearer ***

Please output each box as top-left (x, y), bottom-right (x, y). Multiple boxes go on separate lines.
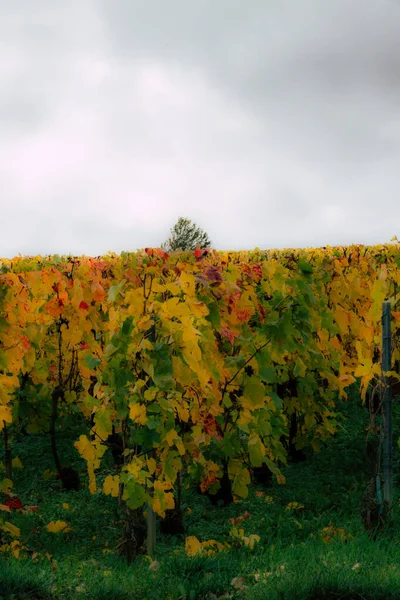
top-left (334, 306), bottom-right (350, 334)
top-left (144, 387), bottom-right (158, 401)
top-left (46, 520), bottom-right (71, 533)
top-left (245, 534), bottom-right (261, 550)
top-left (151, 490), bottom-right (167, 517)
top-left (0, 405), bottom-right (12, 424)
top-left (88, 463), bottom-right (97, 494)
top-left (369, 279), bottom-right (388, 322)
top-left (103, 475), bottom-right (120, 497)
top-left (0, 478), bottom-right (13, 493)
top-left (285, 502), bottom-right (304, 511)
top-left (185, 536), bottom-right (202, 557)
top-left (179, 272), bottom-right (196, 296)
top-left (176, 404), bottom-right (189, 422)
top-left (163, 297), bottom-right (191, 320)
top-left (133, 379), bottom-right (146, 393)
top-left (165, 429), bottom-right (177, 446)
top-left (165, 491), bottom-right (175, 510)
top-left (237, 409), bottom-right (253, 432)
top-left (125, 456), bottom-right (147, 480)
top-left (146, 457), bottom-right (156, 475)
top-left (3, 522), bottom-right (20, 537)
top-left (136, 316), bottom-right (155, 331)
top-left (129, 403), bottom-right (147, 425)
top-left (0, 504), bottom-right (11, 512)
top-left (186, 299), bottom-right (209, 318)
top-left (124, 288), bottom-right (145, 317)
top-left (62, 503), bottom-right (69, 510)
top-left (11, 457), bottom-right (23, 469)
top-left (10, 540), bottom-right (21, 558)
top-left (74, 435), bottom-right (96, 462)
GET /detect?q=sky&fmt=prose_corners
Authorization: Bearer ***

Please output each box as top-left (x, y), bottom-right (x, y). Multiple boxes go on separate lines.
top-left (1, 0), bottom-right (400, 258)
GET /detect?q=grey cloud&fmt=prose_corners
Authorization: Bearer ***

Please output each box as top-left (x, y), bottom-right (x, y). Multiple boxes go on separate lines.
top-left (1, 0), bottom-right (400, 257)
top-left (98, 0), bottom-right (400, 165)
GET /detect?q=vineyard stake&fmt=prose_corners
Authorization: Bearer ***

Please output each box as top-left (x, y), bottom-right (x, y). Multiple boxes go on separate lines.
top-left (382, 301), bottom-right (393, 508)
top-left (146, 323), bottom-right (157, 554)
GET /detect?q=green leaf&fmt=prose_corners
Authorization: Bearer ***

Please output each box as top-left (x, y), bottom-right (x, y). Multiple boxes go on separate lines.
top-left (123, 481), bottom-right (148, 510)
top-left (206, 303), bottom-right (221, 329)
top-left (225, 356), bottom-right (246, 370)
top-left (121, 316), bottom-right (134, 337)
top-left (270, 392), bottom-right (283, 410)
top-left (0, 316), bottom-right (8, 334)
top-left (152, 344), bottom-right (174, 390)
top-left (108, 279), bottom-right (126, 302)
top-left (248, 433), bottom-right (264, 467)
top-left (93, 409), bottom-right (113, 438)
top-left (257, 366), bottom-right (277, 384)
top-left (264, 457), bottom-right (280, 476)
top-left (163, 450), bottom-right (181, 482)
top-left (83, 355), bottom-right (101, 370)
top-left (231, 466), bottom-right (250, 499)
top-left (242, 377), bottom-right (266, 409)
top-left (293, 358), bottom-right (306, 378)
top-left (298, 259), bottom-right (313, 274)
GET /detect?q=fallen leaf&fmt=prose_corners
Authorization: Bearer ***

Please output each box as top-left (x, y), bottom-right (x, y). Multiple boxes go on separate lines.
top-left (149, 560), bottom-right (160, 572)
top-left (25, 505), bottom-right (40, 513)
top-left (231, 577), bottom-right (247, 591)
top-left (185, 536), bottom-right (202, 557)
top-left (3, 522), bottom-right (20, 537)
top-left (4, 497), bottom-right (23, 510)
top-left (46, 520), bottom-right (72, 533)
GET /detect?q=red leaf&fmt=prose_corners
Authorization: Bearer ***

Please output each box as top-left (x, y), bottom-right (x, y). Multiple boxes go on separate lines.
top-left (236, 309), bottom-right (251, 323)
top-left (25, 505), bottom-right (40, 513)
top-left (252, 264), bottom-right (263, 280)
top-left (194, 247), bottom-right (209, 259)
top-left (220, 328), bottom-right (236, 345)
top-left (79, 301), bottom-right (89, 310)
top-left (204, 266), bottom-right (222, 282)
top-left (5, 497), bottom-right (23, 510)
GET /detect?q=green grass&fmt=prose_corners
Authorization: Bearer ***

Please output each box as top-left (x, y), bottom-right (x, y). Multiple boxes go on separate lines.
top-left (1, 393), bottom-right (400, 599)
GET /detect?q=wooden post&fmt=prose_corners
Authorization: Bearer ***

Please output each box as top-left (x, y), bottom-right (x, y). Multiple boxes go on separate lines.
top-left (146, 323), bottom-right (157, 554)
top-left (3, 421), bottom-right (12, 481)
top-left (147, 499), bottom-right (157, 554)
top-left (382, 302), bottom-right (393, 507)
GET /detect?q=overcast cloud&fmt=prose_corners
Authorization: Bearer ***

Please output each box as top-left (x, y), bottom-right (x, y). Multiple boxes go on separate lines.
top-left (1, 0), bottom-right (400, 257)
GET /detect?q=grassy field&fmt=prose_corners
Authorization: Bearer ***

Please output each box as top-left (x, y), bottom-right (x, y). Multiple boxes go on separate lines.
top-left (1, 391), bottom-right (400, 600)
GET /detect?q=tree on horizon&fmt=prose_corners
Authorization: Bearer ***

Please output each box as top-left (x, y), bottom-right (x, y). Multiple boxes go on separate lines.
top-left (161, 217), bottom-right (211, 252)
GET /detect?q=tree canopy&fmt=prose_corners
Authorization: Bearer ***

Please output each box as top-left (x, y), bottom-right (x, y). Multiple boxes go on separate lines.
top-left (161, 217), bottom-right (211, 252)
